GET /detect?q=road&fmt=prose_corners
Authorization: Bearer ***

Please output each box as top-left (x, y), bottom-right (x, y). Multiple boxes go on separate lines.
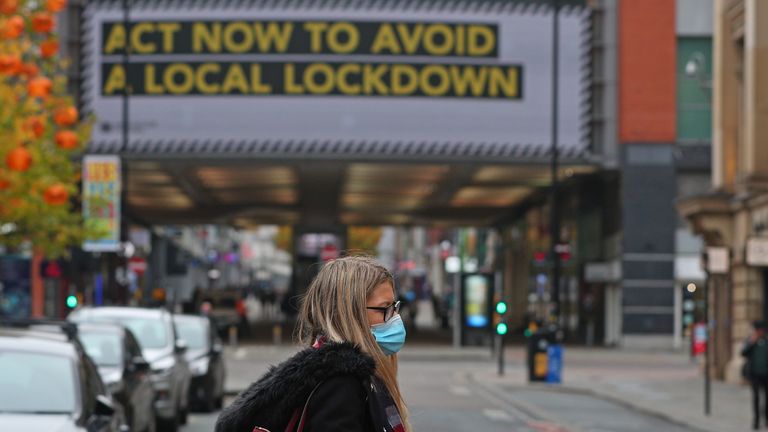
top-left (182, 345), bottom-right (696, 432)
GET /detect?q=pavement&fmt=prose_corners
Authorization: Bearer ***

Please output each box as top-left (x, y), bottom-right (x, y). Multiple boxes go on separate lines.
top-left (209, 342), bottom-right (754, 432)
top-left (478, 347), bottom-right (752, 432)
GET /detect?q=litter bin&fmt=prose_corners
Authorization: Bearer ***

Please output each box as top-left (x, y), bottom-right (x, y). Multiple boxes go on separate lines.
top-left (546, 344), bottom-right (563, 384)
top-left (527, 323), bottom-right (563, 382)
top-left (527, 329), bottom-right (551, 382)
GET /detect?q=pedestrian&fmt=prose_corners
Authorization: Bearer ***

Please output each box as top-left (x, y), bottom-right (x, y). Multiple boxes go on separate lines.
top-left (215, 256), bottom-right (410, 432)
top-left (743, 320), bottom-right (768, 430)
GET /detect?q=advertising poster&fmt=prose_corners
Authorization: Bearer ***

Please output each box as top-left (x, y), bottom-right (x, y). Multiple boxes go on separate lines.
top-left (83, 155), bottom-right (122, 252)
top-left (81, 1), bottom-right (591, 159)
top-left (464, 274), bottom-right (490, 328)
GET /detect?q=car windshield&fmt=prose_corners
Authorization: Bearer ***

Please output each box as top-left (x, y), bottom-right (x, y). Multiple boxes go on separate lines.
top-left (175, 319), bottom-right (208, 350)
top-left (0, 352), bottom-right (76, 414)
top-left (79, 332), bottom-right (123, 367)
top-left (108, 317), bottom-right (169, 350)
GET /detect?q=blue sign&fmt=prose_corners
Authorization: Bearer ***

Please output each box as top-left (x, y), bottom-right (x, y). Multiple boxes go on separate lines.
top-left (0, 257), bottom-right (31, 318)
top-left (546, 344), bottom-right (563, 384)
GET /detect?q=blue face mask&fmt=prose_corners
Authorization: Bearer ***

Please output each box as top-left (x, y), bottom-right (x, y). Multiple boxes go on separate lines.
top-left (371, 314), bottom-right (406, 356)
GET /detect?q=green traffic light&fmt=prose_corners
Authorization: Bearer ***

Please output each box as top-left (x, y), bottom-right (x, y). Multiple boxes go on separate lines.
top-left (66, 295), bottom-right (78, 308)
top-left (496, 322), bottom-right (508, 335)
top-left (524, 328), bottom-right (533, 338)
top-left (495, 301), bottom-right (508, 315)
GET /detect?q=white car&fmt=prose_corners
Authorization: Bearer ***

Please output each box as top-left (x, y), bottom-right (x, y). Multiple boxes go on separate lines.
top-left (69, 307), bottom-right (191, 432)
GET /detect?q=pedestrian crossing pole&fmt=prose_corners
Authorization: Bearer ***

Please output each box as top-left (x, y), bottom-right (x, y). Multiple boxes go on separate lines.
top-left (495, 301), bottom-right (508, 376)
top-left (703, 269), bottom-right (710, 416)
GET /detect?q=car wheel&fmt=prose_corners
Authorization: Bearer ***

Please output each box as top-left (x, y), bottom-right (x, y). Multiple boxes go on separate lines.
top-left (179, 405), bottom-right (188, 425)
top-left (157, 414), bottom-right (179, 432)
top-left (146, 409), bottom-right (157, 432)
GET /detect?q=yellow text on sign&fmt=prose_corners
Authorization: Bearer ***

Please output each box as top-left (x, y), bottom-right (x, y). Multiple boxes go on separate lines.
top-left (102, 62), bottom-right (520, 99)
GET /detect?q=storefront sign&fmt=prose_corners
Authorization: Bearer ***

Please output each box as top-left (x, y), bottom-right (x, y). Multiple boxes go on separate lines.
top-left (747, 237), bottom-right (768, 267)
top-left (83, 155), bottom-right (121, 252)
top-left (82, 1), bottom-right (591, 154)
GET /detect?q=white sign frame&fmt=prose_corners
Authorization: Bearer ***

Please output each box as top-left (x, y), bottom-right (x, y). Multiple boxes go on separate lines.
top-left (747, 237), bottom-right (768, 267)
top-left (81, 0), bottom-right (591, 158)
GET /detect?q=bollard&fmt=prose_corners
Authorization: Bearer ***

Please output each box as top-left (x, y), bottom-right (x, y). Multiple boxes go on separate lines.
top-left (228, 325), bottom-right (238, 347)
top-left (273, 323), bottom-right (282, 345)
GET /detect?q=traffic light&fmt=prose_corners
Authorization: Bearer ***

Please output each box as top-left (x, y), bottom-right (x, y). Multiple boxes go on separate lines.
top-left (495, 301), bottom-right (508, 315)
top-left (496, 322), bottom-right (508, 335)
top-left (66, 294), bottom-right (78, 309)
top-left (494, 300), bottom-right (508, 335)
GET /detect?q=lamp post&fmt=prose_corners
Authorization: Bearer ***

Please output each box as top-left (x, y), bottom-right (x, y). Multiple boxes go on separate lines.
top-left (550, 0), bottom-right (561, 324)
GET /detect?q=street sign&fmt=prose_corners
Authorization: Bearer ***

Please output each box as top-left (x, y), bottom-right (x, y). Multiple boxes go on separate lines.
top-left (747, 237), bottom-right (768, 267)
top-left (706, 247), bottom-right (729, 274)
top-left (128, 256), bottom-right (147, 276)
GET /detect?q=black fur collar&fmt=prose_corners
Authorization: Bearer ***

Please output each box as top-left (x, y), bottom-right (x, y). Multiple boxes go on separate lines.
top-left (215, 341), bottom-right (375, 432)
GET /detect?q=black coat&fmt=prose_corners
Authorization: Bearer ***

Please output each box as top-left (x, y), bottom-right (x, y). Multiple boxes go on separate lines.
top-left (215, 342), bottom-right (402, 432)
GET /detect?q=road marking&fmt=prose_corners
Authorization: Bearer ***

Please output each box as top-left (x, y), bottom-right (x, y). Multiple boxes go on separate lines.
top-left (234, 347), bottom-right (247, 359)
top-left (527, 421), bottom-right (569, 432)
top-left (483, 409), bottom-right (515, 422)
top-left (449, 385), bottom-right (471, 396)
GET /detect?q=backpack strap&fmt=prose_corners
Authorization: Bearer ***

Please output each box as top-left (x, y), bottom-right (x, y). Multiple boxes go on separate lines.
top-left (285, 381), bottom-right (323, 432)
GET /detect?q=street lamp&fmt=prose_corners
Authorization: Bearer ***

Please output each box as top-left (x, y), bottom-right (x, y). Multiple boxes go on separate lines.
top-left (685, 52), bottom-right (711, 90)
top-left (550, 0), bottom-right (562, 326)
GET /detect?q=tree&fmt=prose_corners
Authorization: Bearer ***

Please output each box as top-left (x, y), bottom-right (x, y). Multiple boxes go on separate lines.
top-left (0, 0), bottom-right (93, 257)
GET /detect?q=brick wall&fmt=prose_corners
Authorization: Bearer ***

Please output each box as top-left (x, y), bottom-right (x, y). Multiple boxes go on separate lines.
top-left (619, 0), bottom-right (677, 143)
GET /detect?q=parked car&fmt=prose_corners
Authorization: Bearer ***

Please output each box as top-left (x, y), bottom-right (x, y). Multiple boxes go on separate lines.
top-left (76, 323), bottom-right (156, 432)
top-left (69, 307), bottom-right (191, 432)
top-left (0, 320), bottom-right (125, 432)
top-left (173, 315), bottom-right (226, 411)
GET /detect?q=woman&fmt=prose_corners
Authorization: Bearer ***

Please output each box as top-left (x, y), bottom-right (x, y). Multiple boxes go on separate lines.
top-left (215, 256), bottom-right (410, 432)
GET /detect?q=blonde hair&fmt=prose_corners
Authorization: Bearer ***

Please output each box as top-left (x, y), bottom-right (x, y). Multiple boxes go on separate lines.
top-left (296, 255), bottom-right (410, 431)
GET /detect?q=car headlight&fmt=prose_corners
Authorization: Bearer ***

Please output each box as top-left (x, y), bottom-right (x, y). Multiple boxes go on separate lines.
top-left (189, 357), bottom-right (209, 376)
top-left (151, 356), bottom-right (175, 377)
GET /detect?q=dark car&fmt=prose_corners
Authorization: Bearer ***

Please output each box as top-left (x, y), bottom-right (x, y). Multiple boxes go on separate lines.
top-left (69, 307), bottom-right (191, 432)
top-left (201, 288), bottom-right (247, 337)
top-left (77, 323), bottom-right (156, 432)
top-left (173, 315), bottom-right (226, 411)
top-left (0, 321), bottom-right (125, 432)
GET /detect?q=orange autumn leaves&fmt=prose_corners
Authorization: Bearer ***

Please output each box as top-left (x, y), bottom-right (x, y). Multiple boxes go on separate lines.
top-left (0, 0), bottom-right (91, 257)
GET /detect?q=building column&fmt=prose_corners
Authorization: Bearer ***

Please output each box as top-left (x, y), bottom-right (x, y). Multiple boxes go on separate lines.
top-left (743, 0), bottom-right (768, 183)
top-left (712, 0), bottom-right (740, 190)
